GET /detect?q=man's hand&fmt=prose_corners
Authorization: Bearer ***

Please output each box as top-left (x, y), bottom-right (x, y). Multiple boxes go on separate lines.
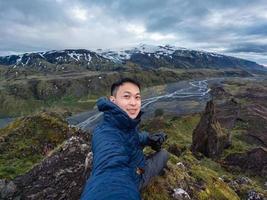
top-left (148, 132), bottom-right (167, 151)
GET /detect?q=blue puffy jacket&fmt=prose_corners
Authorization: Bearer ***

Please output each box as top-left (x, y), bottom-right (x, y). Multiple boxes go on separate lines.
top-left (81, 97), bottom-right (149, 200)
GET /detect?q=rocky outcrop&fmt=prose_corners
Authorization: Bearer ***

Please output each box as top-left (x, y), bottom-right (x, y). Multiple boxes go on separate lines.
top-left (214, 98), bottom-right (240, 130)
top-left (210, 85), bottom-right (231, 99)
top-left (223, 147), bottom-right (267, 176)
top-left (191, 100), bottom-right (231, 159)
top-left (210, 85), bottom-right (241, 130)
top-left (0, 132), bottom-right (92, 200)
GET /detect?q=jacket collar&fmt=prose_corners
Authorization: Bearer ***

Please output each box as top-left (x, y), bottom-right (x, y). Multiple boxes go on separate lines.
top-left (97, 97), bottom-right (143, 130)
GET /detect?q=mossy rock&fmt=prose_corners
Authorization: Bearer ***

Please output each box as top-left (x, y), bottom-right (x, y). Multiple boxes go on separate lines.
top-left (0, 111), bottom-right (75, 179)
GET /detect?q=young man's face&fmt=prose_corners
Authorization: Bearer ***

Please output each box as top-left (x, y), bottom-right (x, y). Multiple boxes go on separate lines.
top-left (110, 82), bottom-right (141, 119)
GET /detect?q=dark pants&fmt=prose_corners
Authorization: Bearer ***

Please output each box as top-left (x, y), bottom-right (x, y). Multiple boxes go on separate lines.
top-left (139, 149), bottom-right (169, 190)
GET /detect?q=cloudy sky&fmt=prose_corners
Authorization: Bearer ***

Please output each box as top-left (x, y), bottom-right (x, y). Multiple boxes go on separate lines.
top-left (0, 0), bottom-right (267, 65)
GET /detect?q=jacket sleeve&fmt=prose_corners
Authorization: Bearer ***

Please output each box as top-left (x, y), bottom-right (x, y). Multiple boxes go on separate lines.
top-left (92, 128), bottom-right (130, 172)
top-left (138, 131), bottom-right (149, 147)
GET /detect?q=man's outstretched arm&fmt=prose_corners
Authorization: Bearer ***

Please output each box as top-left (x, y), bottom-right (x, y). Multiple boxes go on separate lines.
top-left (92, 130), bottom-right (130, 174)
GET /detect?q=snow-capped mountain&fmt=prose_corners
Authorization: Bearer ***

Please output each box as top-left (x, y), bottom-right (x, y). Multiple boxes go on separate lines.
top-left (0, 44), bottom-right (265, 72)
top-left (0, 49), bottom-right (113, 69)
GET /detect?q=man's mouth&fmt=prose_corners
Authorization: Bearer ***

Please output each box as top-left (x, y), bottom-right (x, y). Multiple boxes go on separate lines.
top-left (127, 109), bottom-right (137, 114)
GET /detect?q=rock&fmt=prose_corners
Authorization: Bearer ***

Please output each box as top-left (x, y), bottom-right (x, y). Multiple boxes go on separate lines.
top-left (191, 100), bottom-right (231, 159)
top-left (168, 143), bottom-right (182, 157)
top-left (223, 147), bottom-right (267, 176)
top-left (219, 175), bottom-right (231, 183)
top-left (215, 98), bottom-right (240, 129)
top-left (0, 180), bottom-right (17, 199)
top-left (176, 162), bottom-right (186, 170)
top-left (226, 176), bottom-right (266, 200)
top-left (0, 179), bottom-right (5, 191)
top-left (210, 85), bottom-right (231, 99)
top-left (172, 188), bottom-right (191, 200)
top-left (235, 176), bottom-right (253, 185)
top-left (228, 180), bottom-right (240, 192)
top-left (247, 190), bottom-right (265, 200)
top-left (4, 131), bottom-right (92, 200)
top-left (84, 151), bottom-right (93, 178)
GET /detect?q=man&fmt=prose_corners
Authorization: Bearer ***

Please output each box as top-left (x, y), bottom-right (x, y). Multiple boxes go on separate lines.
top-left (81, 78), bottom-right (169, 200)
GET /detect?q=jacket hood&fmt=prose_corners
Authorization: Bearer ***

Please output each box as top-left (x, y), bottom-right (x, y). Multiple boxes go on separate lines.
top-left (97, 97), bottom-right (142, 130)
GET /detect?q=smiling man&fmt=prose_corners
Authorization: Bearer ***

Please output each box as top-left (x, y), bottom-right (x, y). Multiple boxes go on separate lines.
top-left (109, 79), bottom-right (141, 119)
top-left (81, 78), bottom-right (169, 200)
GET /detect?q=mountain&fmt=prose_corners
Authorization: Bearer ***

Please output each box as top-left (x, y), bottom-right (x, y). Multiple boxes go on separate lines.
top-left (0, 44), bottom-right (265, 73)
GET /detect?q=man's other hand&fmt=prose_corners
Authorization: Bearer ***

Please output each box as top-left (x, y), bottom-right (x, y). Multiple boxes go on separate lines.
top-left (148, 132), bottom-right (167, 151)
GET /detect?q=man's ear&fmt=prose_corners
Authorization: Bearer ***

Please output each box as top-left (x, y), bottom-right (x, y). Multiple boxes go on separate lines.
top-left (109, 96), bottom-right (115, 103)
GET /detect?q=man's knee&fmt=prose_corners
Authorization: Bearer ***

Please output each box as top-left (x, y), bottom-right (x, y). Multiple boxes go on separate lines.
top-left (158, 149), bottom-right (169, 164)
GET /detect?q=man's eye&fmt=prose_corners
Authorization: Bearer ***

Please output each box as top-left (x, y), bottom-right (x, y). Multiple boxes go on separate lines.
top-left (124, 95), bottom-right (130, 99)
top-left (136, 96), bottom-right (141, 100)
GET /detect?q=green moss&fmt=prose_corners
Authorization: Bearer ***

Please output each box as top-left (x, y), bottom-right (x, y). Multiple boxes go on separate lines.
top-left (142, 162), bottom-right (191, 200)
top-left (141, 114), bottom-right (200, 149)
top-left (0, 112), bottom-right (74, 179)
top-left (222, 126), bottom-right (258, 158)
top-left (142, 155), bottom-right (241, 200)
top-left (190, 165), bottom-right (240, 200)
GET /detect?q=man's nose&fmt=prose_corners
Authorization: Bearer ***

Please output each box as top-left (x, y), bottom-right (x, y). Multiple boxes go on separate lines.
top-left (129, 97), bottom-right (137, 105)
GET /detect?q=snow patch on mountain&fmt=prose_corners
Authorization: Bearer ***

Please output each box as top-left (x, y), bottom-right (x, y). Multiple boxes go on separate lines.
top-left (97, 44), bottom-right (188, 62)
top-left (96, 49), bottom-right (131, 63)
top-left (68, 52), bottom-right (79, 61)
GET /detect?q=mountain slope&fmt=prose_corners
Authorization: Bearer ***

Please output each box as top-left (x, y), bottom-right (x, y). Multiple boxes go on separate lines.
top-left (0, 44), bottom-right (265, 72)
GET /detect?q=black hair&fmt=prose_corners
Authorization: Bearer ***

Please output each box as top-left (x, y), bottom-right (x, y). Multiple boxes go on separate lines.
top-left (111, 78), bottom-right (141, 96)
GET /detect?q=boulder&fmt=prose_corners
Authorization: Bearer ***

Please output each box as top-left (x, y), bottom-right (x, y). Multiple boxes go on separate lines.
top-left (247, 190), bottom-right (265, 200)
top-left (172, 188), bottom-right (191, 200)
top-left (191, 100), bottom-right (231, 159)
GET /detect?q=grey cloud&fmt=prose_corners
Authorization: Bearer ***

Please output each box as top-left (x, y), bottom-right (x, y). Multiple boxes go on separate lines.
top-left (0, 0), bottom-right (64, 25)
top-left (0, 0), bottom-right (267, 65)
top-left (227, 43), bottom-right (267, 53)
top-left (246, 24), bottom-right (267, 36)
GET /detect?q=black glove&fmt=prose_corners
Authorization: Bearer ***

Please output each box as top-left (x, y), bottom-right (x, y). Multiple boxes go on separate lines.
top-left (148, 132), bottom-right (167, 152)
